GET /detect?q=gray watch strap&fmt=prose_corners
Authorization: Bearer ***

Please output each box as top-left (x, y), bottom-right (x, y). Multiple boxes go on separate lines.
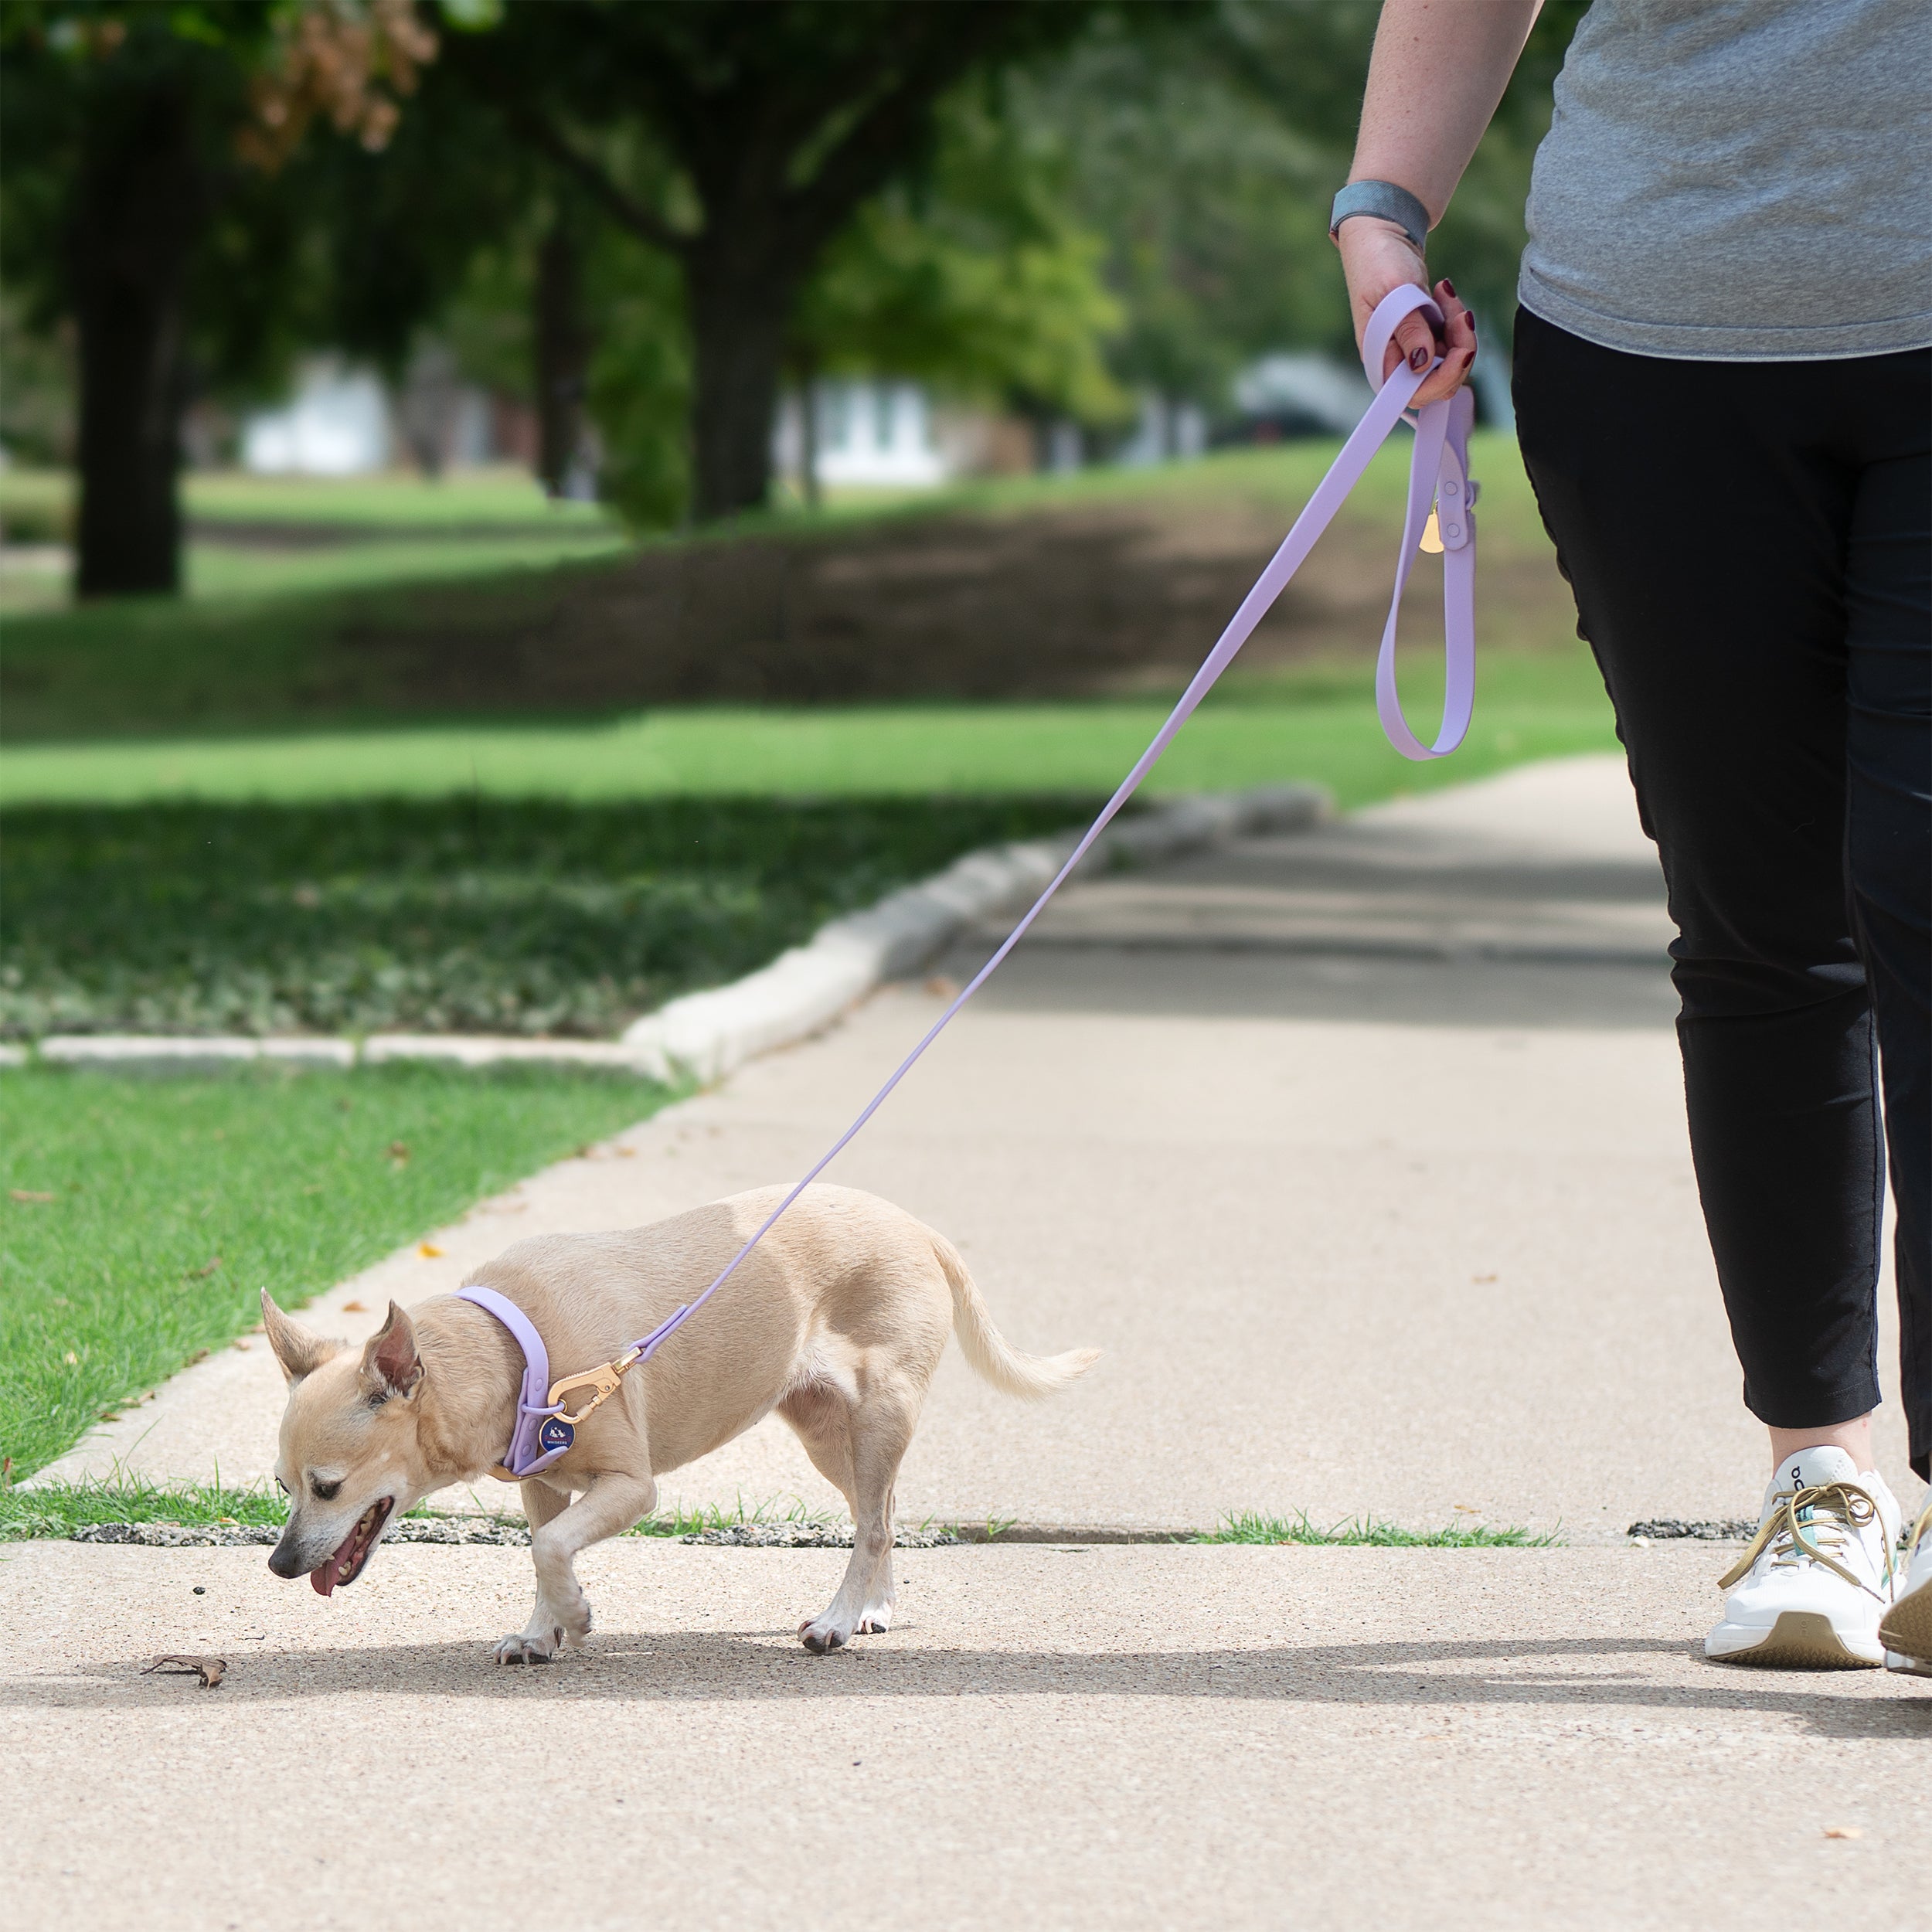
top-left (1329, 179), bottom-right (1430, 253)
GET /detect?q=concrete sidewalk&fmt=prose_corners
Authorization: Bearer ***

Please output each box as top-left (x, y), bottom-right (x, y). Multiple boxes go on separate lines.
top-left (4, 1539), bottom-right (1925, 1930)
top-left (41, 753), bottom-right (1914, 1534)
top-left (17, 753), bottom-right (1928, 1932)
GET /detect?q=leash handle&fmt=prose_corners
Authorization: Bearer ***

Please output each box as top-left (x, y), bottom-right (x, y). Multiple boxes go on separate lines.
top-left (619, 285), bottom-right (1471, 1364)
top-left (1359, 284), bottom-right (1477, 761)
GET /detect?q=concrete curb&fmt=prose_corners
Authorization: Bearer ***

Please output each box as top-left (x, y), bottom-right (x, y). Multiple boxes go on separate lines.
top-left (617, 784), bottom-right (1327, 1083)
top-left (36, 1036), bottom-right (355, 1070)
top-left (15, 785), bottom-right (1328, 1086)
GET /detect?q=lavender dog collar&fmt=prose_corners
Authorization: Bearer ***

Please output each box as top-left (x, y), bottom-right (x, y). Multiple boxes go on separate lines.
top-left (454, 1284), bottom-right (575, 1479)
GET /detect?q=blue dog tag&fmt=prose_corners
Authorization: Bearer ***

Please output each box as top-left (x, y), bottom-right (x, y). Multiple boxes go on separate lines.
top-left (538, 1417), bottom-right (575, 1454)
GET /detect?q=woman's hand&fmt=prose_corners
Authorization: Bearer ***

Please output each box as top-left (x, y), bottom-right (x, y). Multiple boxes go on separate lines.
top-left (1337, 216), bottom-right (1477, 406)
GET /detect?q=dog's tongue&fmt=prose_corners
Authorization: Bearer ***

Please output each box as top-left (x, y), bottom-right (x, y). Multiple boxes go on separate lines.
top-left (311, 1536), bottom-right (350, 1597)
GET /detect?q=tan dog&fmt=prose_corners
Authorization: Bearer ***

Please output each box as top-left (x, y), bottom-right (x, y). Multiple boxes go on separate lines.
top-left (261, 1184), bottom-right (1097, 1659)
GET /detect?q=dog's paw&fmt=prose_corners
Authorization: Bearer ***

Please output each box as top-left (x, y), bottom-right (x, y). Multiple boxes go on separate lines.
top-left (492, 1628), bottom-right (560, 1665)
top-left (798, 1615), bottom-right (852, 1655)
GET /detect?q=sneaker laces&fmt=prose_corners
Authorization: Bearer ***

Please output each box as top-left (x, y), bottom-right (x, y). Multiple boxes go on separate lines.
top-left (1717, 1481), bottom-right (1895, 1600)
top-left (1910, 1498), bottom-right (1932, 1561)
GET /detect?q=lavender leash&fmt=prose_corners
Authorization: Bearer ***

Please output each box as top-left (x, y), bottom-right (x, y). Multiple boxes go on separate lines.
top-left (623, 284), bottom-right (1473, 1373)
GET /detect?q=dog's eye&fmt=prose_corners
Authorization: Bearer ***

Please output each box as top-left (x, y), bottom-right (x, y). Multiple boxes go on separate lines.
top-left (274, 1476), bottom-right (289, 1495)
top-left (310, 1477), bottom-right (342, 1502)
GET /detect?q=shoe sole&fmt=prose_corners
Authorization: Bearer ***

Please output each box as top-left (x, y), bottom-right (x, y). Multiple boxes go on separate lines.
top-left (1878, 1580), bottom-right (1932, 1675)
top-left (1706, 1610), bottom-right (1882, 1669)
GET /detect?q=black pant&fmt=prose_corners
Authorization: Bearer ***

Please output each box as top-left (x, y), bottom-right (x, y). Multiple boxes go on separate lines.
top-left (1512, 308), bottom-right (1930, 1481)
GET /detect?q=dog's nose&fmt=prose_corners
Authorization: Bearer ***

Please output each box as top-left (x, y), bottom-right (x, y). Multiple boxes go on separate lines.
top-left (267, 1533), bottom-right (308, 1580)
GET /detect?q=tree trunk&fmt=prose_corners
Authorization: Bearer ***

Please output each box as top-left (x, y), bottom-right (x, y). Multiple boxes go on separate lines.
top-left (534, 216), bottom-right (592, 497)
top-left (686, 242), bottom-right (793, 522)
top-left (70, 79), bottom-right (202, 599)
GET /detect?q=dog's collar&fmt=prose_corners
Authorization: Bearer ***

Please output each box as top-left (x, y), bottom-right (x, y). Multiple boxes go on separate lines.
top-left (456, 1287), bottom-right (684, 1481)
top-left (454, 1286), bottom-right (578, 1481)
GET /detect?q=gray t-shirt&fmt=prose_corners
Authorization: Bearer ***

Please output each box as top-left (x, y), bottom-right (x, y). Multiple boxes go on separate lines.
top-left (1519, 0), bottom-right (1932, 360)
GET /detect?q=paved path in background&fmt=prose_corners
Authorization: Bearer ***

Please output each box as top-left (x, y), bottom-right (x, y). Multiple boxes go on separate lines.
top-left (43, 753), bottom-right (1914, 1534)
top-left (19, 753), bottom-right (1928, 1930)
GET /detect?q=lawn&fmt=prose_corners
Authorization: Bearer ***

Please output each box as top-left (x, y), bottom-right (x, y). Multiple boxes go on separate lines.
top-left (0, 1060), bottom-right (673, 1480)
top-left (1, 432), bottom-right (1588, 737)
top-left (0, 648), bottom-right (1617, 812)
top-left (0, 464), bottom-right (629, 617)
top-left (0, 794), bottom-right (1118, 1039)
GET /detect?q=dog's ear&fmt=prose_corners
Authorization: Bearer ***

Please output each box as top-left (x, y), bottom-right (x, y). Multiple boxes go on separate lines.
top-left (359, 1301), bottom-right (423, 1400)
top-left (260, 1290), bottom-right (342, 1385)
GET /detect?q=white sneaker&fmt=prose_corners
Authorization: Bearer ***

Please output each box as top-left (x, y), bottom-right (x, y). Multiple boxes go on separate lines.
top-left (1704, 1447), bottom-right (1900, 1668)
top-left (1879, 1497), bottom-right (1932, 1677)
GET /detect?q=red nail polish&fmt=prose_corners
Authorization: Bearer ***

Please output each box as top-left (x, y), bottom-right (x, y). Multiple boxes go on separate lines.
top-left (1410, 346), bottom-right (1428, 370)
top-left (1441, 280), bottom-right (1457, 299)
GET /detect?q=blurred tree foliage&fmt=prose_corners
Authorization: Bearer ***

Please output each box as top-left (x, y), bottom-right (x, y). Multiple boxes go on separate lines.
top-left (791, 85), bottom-right (1129, 430)
top-left (541, 0), bottom-right (1587, 520)
top-left (439, 0), bottom-right (1107, 522)
top-left (2, 0), bottom-right (1590, 573)
top-left (423, 68), bottom-right (1133, 530)
top-left (0, 0), bottom-right (494, 594)
top-left (1011, 0), bottom-right (1588, 420)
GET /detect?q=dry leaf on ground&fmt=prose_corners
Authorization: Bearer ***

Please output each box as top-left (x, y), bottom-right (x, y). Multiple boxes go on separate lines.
top-left (11, 1189), bottom-right (55, 1204)
top-left (417, 1243), bottom-right (443, 1258)
top-left (142, 1655), bottom-right (226, 1689)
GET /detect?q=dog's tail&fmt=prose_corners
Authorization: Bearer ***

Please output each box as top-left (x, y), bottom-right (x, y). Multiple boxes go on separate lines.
top-left (931, 1233), bottom-right (1100, 1400)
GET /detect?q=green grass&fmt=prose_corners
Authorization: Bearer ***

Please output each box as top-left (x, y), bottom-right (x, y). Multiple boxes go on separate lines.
top-left (182, 466), bottom-right (615, 531)
top-left (181, 529), bottom-right (628, 600)
top-left (2, 464), bottom-right (617, 537)
top-left (0, 466), bottom-right (629, 616)
top-left (0, 1482), bottom-right (1559, 1548)
top-left (1193, 1510), bottom-right (1560, 1548)
top-left (2, 439), bottom-right (1466, 544)
top-left (0, 794), bottom-right (1117, 1039)
top-left (0, 1476), bottom-right (298, 1537)
top-left (0, 649), bottom-right (1615, 813)
top-left (1, 431), bottom-right (1580, 740)
top-left (0, 1475), bottom-right (836, 1541)
top-left (0, 1061), bottom-right (675, 1479)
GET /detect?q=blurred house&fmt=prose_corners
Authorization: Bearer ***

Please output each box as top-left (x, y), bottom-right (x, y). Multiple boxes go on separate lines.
top-left (238, 352), bottom-right (536, 477)
top-left (774, 378), bottom-right (947, 488)
top-left (1114, 390), bottom-right (1209, 467)
top-left (774, 377), bottom-right (1097, 490)
top-left (241, 357), bottom-right (392, 474)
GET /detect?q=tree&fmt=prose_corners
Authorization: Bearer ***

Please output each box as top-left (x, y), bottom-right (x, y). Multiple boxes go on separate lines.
top-left (444, 0), bottom-right (1104, 522)
top-left (791, 83), bottom-right (1128, 432)
top-left (999, 0), bottom-right (1594, 427)
top-left (0, 0), bottom-right (441, 596)
top-left (1010, 13), bottom-right (1355, 418)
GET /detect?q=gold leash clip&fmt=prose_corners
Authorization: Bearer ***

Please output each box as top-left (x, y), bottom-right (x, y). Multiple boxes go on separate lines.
top-left (546, 1344), bottom-right (645, 1427)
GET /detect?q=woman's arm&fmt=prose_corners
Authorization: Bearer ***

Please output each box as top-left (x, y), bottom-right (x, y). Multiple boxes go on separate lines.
top-left (1338, 0), bottom-right (1543, 402)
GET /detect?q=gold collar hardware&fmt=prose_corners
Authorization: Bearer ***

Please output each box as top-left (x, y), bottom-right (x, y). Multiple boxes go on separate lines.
top-left (546, 1343), bottom-right (645, 1427)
